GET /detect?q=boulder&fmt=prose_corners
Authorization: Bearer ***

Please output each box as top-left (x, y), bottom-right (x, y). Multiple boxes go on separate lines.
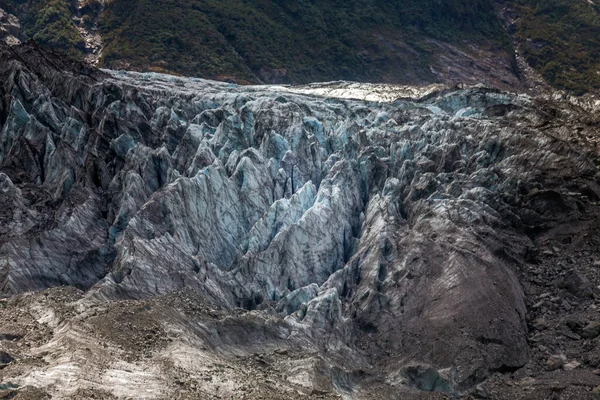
top-left (582, 321), bottom-right (600, 339)
top-left (546, 354), bottom-right (566, 371)
top-left (559, 270), bottom-right (593, 298)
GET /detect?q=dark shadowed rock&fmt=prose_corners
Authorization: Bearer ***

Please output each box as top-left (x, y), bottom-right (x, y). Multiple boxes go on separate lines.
top-left (560, 270), bottom-right (593, 298)
top-left (0, 351), bottom-right (13, 368)
top-left (401, 364), bottom-right (455, 394)
top-left (582, 322), bottom-right (600, 339)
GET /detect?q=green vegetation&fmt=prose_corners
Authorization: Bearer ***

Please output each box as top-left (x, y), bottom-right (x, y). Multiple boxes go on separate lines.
top-left (99, 0), bottom-right (256, 81)
top-left (1, 0), bottom-right (598, 93)
top-left (98, 0), bottom-right (511, 83)
top-left (509, 0), bottom-right (600, 94)
top-left (1, 0), bottom-right (85, 58)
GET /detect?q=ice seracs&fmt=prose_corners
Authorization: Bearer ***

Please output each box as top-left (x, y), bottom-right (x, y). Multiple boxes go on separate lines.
top-left (1, 42), bottom-right (600, 398)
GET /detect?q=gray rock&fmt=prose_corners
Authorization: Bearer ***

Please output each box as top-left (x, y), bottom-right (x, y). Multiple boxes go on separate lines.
top-left (563, 360), bottom-right (580, 371)
top-left (560, 270), bottom-right (593, 298)
top-left (533, 317), bottom-right (548, 331)
top-left (0, 8), bottom-right (20, 46)
top-left (472, 383), bottom-right (491, 399)
top-left (582, 321), bottom-right (600, 339)
top-left (546, 354), bottom-right (567, 371)
top-left (400, 364), bottom-right (455, 395)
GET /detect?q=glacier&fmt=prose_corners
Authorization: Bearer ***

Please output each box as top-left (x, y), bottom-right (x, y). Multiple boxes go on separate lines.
top-left (1, 42), bottom-right (600, 399)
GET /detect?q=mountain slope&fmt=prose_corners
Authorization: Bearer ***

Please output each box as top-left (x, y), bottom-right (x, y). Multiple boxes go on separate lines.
top-left (98, 0), bottom-right (514, 85)
top-left (0, 0), bottom-right (84, 58)
top-left (501, 0), bottom-right (600, 94)
top-left (1, 0), bottom-right (599, 93)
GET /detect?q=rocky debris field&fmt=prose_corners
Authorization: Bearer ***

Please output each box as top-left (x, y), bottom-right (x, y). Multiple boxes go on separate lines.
top-left (0, 287), bottom-right (347, 399)
top-left (0, 42), bottom-right (600, 399)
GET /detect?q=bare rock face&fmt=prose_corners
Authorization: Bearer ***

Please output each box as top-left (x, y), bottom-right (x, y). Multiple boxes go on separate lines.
top-left (1, 42), bottom-right (600, 398)
top-left (0, 9), bottom-right (20, 46)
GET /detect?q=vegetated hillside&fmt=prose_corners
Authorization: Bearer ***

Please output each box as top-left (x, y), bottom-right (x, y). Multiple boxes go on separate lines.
top-left (509, 0), bottom-right (600, 95)
top-left (0, 0), bottom-right (85, 58)
top-left (0, 0), bottom-right (599, 91)
top-left (98, 0), bottom-right (512, 84)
